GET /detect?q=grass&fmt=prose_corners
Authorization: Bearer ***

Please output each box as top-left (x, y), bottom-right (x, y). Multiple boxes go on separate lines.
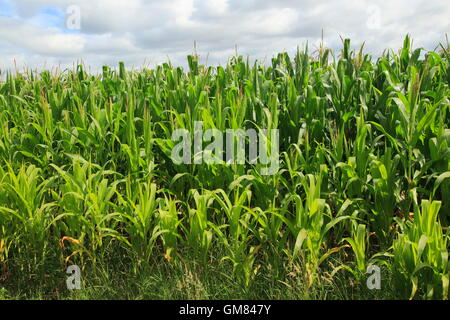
top-left (0, 36), bottom-right (449, 300)
top-left (0, 244), bottom-right (396, 300)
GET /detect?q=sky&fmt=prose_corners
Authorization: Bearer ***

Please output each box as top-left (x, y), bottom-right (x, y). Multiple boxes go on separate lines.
top-left (0, 0), bottom-right (449, 72)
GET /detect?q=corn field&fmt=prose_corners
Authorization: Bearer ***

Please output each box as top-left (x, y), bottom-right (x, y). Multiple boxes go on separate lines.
top-left (0, 37), bottom-right (449, 299)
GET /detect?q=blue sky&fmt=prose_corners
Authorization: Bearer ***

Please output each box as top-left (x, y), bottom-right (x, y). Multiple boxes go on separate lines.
top-left (31, 7), bottom-right (65, 29)
top-left (0, 0), bottom-right (14, 17)
top-left (0, 0), bottom-right (449, 72)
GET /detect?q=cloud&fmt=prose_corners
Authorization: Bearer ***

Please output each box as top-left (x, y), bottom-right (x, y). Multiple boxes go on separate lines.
top-left (0, 17), bottom-right (85, 56)
top-left (0, 0), bottom-right (449, 72)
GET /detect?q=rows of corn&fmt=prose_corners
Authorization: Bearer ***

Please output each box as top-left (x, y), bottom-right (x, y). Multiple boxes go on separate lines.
top-left (0, 37), bottom-right (449, 299)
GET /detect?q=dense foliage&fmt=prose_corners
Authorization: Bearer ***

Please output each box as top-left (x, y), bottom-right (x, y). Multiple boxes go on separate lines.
top-left (0, 37), bottom-right (449, 299)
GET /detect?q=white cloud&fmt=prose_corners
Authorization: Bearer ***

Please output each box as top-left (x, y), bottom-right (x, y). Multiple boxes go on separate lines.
top-left (0, 0), bottom-right (449, 72)
top-left (204, 0), bottom-right (228, 16)
top-left (241, 8), bottom-right (299, 36)
top-left (0, 17), bottom-right (85, 56)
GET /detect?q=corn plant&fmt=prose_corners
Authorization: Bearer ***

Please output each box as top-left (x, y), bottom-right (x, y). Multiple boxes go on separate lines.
top-left (393, 199), bottom-right (449, 299)
top-left (0, 164), bottom-right (56, 266)
top-left (157, 195), bottom-right (182, 261)
top-left (115, 180), bottom-right (163, 268)
top-left (0, 37), bottom-right (448, 299)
